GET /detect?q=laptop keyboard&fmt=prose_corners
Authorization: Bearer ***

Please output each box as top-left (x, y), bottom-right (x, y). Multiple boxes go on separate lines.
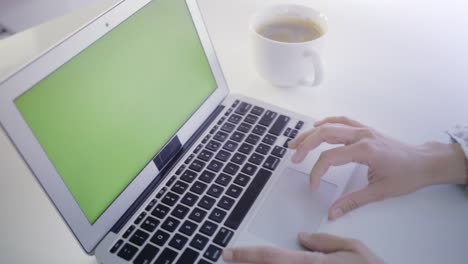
top-left (109, 99), bottom-right (304, 263)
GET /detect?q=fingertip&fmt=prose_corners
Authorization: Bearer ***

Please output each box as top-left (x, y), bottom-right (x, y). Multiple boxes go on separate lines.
top-left (298, 231), bottom-right (310, 242)
top-left (330, 207), bottom-right (344, 220)
top-left (223, 248), bottom-right (234, 262)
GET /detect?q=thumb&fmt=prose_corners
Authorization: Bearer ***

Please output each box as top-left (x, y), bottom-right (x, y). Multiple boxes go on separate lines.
top-left (328, 185), bottom-right (384, 220)
top-left (298, 233), bottom-right (355, 253)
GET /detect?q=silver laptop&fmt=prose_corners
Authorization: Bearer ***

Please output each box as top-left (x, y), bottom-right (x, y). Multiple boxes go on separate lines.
top-left (0, 0), bottom-right (354, 263)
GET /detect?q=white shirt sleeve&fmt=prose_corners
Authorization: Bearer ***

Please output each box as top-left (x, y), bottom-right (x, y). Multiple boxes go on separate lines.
top-left (447, 125), bottom-right (468, 185)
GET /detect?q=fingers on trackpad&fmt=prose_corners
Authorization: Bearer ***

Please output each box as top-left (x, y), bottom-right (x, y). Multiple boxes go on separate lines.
top-left (247, 168), bottom-right (337, 249)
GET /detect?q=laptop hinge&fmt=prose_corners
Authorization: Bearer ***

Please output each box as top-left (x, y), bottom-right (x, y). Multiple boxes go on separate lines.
top-left (110, 104), bottom-right (225, 233)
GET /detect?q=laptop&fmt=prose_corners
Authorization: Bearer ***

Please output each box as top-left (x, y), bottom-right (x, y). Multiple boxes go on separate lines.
top-left (0, 0), bottom-right (354, 263)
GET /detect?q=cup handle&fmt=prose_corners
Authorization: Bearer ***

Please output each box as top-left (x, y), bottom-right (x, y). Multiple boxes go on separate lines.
top-left (300, 48), bottom-right (323, 87)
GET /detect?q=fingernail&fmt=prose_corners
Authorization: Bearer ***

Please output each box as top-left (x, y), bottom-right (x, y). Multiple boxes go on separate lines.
top-left (223, 249), bottom-right (233, 262)
top-left (332, 208), bottom-right (343, 219)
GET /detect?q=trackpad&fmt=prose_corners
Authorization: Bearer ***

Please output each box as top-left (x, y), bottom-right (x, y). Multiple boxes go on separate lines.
top-left (248, 168), bottom-right (337, 249)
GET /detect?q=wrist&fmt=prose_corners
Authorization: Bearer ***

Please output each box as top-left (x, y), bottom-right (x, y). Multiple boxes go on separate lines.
top-left (420, 142), bottom-right (467, 185)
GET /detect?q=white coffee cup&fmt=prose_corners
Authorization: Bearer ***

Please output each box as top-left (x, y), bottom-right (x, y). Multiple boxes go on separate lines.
top-left (250, 4), bottom-right (328, 87)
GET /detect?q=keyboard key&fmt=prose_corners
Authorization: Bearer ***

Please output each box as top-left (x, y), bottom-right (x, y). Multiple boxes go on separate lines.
top-left (207, 184), bottom-right (224, 198)
top-left (190, 234), bottom-right (210, 250)
top-left (200, 220), bottom-right (218, 237)
top-left (283, 138), bottom-right (292, 148)
top-left (259, 110), bottom-right (278, 127)
top-left (189, 207), bottom-right (208, 223)
top-left (238, 143), bottom-right (254, 155)
top-left (232, 100), bottom-right (240, 107)
top-left (246, 134), bottom-right (260, 145)
top-left (248, 153), bottom-right (264, 165)
top-left (156, 186), bottom-right (168, 199)
top-left (117, 243), bottom-right (138, 261)
top-left (179, 220), bottom-right (198, 236)
top-left (181, 170), bottom-right (197, 183)
top-left (209, 208), bottom-right (227, 223)
top-left (271, 146), bottom-right (287, 158)
top-left (251, 106), bottom-right (265, 116)
top-left (198, 149), bottom-right (214, 162)
top-left (169, 233), bottom-right (188, 250)
top-left (230, 131), bottom-right (245, 142)
top-left (289, 129), bottom-right (299, 139)
top-left (255, 143), bottom-right (271, 155)
top-left (295, 121), bottom-right (304, 130)
top-left (235, 102), bottom-right (252, 116)
top-left (171, 204), bottom-right (190, 219)
top-left (262, 134), bottom-right (277, 145)
top-left (228, 114), bottom-right (242, 124)
top-left (225, 169), bottom-right (272, 230)
top-left (165, 176), bottom-right (177, 188)
top-left (130, 229), bottom-right (149, 246)
top-left (223, 141), bottom-right (238, 152)
top-left (207, 160), bottom-right (223, 172)
top-left (231, 153), bottom-right (247, 165)
top-left (141, 216), bottom-right (160, 233)
top-left (184, 154), bottom-right (195, 164)
top-left (263, 156), bottom-right (280, 171)
top-left (175, 164), bottom-right (186, 175)
top-left (215, 150), bottom-right (231, 162)
top-left (237, 122), bottom-right (252, 133)
top-left (176, 248), bottom-right (199, 264)
top-left (215, 173), bottom-right (232, 186)
top-left (181, 192), bottom-right (199, 207)
top-left (198, 259), bottom-right (212, 264)
top-left (214, 131), bottom-right (228, 142)
top-left (190, 159), bottom-right (206, 172)
top-left (226, 184), bottom-right (243, 198)
top-left (151, 230), bottom-right (170, 246)
top-left (252, 125), bottom-right (267, 136)
top-left (198, 195), bottom-right (216, 210)
top-left (202, 135), bottom-right (210, 144)
top-left (234, 174), bottom-right (250, 187)
top-left (123, 225), bottom-right (135, 239)
top-left (269, 115), bottom-right (290, 136)
top-left (213, 227), bottom-right (234, 247)
top-left (162, 192), bottom-right (180, 207)
top-left (283, 127), bottom-right (292, 137)
top-left (225, 108), bottom-right (232, 116)
top-left (206, 140), bottom-right (221, 152)
top-left (204, 244), bottom-right (223, 262)
top-left (218, 196), bottom-right (235, 210)
top-left (110, 239), bottom-right (123, 253)
top-left (133, 244), bottom-right (159, 264)
top-left (223, 162), bottom-right (240, 175)
top-left (171, 180), bottom-right (189, 195)
top-left (194, 143), bottom-right (203, 154)
top-left (244, 114), bottom-right (258, 124)
top-left (155, 248), bottom-right (178, 264)
top-left (161, 216), bottom-right (181, 232)
top-left (199, 170), bottom-right (216, 184)
top-left (217, 116), bottom-right (226, 125)
top-left (190, 181), bottom-right (208, 195)
top-left (241, 163), bottom-right (258, 176)
top-left (135, 212), bottom-right (146, 225)
top-left (221, 122), bottom-right (236, 133)
top-left (152, 204), bottom-right (170, 219)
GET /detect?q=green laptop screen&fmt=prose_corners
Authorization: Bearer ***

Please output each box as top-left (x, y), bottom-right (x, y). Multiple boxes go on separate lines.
top-left (15, 0), bottom-right (216, 224)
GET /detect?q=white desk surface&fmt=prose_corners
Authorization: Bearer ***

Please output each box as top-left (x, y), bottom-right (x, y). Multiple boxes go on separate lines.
top-left (1, 0), bottom-right (467, 263)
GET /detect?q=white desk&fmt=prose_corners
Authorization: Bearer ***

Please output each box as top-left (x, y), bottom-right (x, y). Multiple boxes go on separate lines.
top-left (1, 0), bottom-right (467, 263)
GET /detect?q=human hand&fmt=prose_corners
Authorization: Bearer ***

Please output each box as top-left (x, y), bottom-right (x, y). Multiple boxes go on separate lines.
top-left (288, 116), bottom-right (467, 220)
top-left (223, 233), bottom-right (385, 264)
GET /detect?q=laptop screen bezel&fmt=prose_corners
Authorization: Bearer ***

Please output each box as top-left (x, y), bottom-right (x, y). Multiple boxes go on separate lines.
top-left (0, 0), bottom-right (229, 253)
